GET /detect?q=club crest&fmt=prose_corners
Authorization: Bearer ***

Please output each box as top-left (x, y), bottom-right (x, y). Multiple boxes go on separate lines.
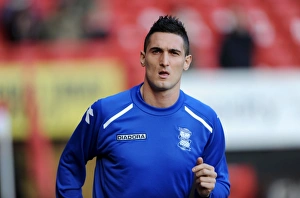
top-left (177, 127), bottom-right (192, 151)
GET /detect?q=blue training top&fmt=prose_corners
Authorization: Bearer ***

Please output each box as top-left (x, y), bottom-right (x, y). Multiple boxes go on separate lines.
top-left (56, 83), bottom-right (230, 198)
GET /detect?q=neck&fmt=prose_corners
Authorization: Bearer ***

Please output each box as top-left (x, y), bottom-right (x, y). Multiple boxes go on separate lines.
top-left (140, 84), bottom-right (180, 108)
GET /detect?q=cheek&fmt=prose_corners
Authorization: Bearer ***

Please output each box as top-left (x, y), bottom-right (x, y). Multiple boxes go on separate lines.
top-left (145, 65), bottom-right (157, 78)
top-left (175, 62), bottom-right (186, 73)
top-left (171, 67), bottom-right (184, 80)
top-left (145, 61), bottom-right (158, 72)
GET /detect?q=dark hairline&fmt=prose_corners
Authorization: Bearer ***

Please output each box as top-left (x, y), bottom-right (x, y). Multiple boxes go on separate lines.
top-left (143, 16), bottom-right (190, 56)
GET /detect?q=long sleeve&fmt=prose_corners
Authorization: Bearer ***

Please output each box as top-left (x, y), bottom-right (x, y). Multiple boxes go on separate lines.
top-left (195, 116), bottom-right (230, 198)
top-left (56, 104), bottom-right (99, 198)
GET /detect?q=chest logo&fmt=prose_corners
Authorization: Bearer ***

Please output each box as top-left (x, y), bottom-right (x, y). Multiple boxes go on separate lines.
top-left (116, 133), bottom-right (147, 141)
top-left (178, 127), bottom-right (192, 151)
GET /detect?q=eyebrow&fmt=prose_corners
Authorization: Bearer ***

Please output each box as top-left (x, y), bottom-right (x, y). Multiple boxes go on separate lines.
top-left (149, 47), bottom-right (182, 54)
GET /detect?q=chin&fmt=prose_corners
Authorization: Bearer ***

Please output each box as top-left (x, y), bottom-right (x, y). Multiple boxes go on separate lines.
top-left (154, 82), bottom-right (174, 91)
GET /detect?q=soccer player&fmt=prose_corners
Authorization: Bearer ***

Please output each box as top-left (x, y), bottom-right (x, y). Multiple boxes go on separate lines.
top-left (56, 15), bottom-right (230, 198)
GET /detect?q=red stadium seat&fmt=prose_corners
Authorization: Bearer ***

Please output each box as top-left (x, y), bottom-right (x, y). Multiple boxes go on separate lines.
top-left (228, 164), bottom-right (258, 198)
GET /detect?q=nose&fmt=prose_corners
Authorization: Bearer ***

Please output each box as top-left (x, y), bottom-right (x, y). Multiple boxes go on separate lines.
top-left (160, 52), bottom-right (169, 67)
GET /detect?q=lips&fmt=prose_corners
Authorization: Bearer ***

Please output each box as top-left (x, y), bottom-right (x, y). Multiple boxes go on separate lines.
top-left (159, 71), bottom-right (169, 75)
top-left (159, 71), bottom-right (169, 78)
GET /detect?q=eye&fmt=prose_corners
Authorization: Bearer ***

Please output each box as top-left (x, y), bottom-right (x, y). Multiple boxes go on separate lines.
top-left (170, 49), bottom-right (180, 56)
top-left (152, 49), bottom-right (161, 54)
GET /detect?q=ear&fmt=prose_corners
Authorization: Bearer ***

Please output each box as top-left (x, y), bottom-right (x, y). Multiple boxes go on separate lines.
top-left (183, 55), bottom-right (192, 71)
top-left (140, 51), bottom-right (146, 67)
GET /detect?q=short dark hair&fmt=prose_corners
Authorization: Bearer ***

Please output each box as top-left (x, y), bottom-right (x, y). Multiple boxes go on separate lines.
top-left (143, 15), bottom-right (190, 56)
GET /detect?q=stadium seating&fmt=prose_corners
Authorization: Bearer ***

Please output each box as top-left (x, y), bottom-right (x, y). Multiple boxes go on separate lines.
top-left (108, 0), bottom-right (300, 68)
top-left (0, 0), bottom-right (299, 68)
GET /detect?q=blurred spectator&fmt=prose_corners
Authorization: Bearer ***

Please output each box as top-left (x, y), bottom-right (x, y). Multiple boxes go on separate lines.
top-left (40, 0), bottom-right (88, 40)
top-left (219, 5), bottom-right (254, 68)
top-left (1, 0), bottom-right (42, 42)
top-left (40, 0), bottom-right (111, 41)
top-left (81, 0), bottom-right (112, 40)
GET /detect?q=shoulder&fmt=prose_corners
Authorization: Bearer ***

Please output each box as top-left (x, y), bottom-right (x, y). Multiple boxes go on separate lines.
top-left (92, 88), bottom-right (132, 114)
top-left (183, 92), bottom-right (216, 115)
top-left (182, 91), bottom-right (219, 126)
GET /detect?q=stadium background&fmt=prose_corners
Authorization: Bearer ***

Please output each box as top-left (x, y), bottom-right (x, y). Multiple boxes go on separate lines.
top-left (0, 0), bottom-right (300, 197)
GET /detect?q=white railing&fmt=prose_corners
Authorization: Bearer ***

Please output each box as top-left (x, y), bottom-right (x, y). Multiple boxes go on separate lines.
top-left (0, 104), bottom-right (16, 198)
top-left (182, 68), bottom-right (300, 151)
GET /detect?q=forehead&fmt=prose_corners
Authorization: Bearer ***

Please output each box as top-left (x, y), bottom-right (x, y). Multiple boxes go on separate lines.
top-left (147, 32), bottom-right (184, 51)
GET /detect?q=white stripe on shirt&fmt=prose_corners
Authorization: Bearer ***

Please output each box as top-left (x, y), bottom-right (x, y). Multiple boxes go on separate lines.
top-left (103, 103), bottom-right (133, 129)
top-left (184, 106), bottom-right (213, 133)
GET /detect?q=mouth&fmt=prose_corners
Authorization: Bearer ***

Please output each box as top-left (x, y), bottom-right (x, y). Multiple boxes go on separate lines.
top-left (159, 70), bottom-right (169, 78)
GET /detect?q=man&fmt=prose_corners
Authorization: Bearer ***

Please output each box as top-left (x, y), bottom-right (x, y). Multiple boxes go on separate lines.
top-left (56, 15), bottom-right (230, 198)
top-left (219, 5), bottom-right (254, 68)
